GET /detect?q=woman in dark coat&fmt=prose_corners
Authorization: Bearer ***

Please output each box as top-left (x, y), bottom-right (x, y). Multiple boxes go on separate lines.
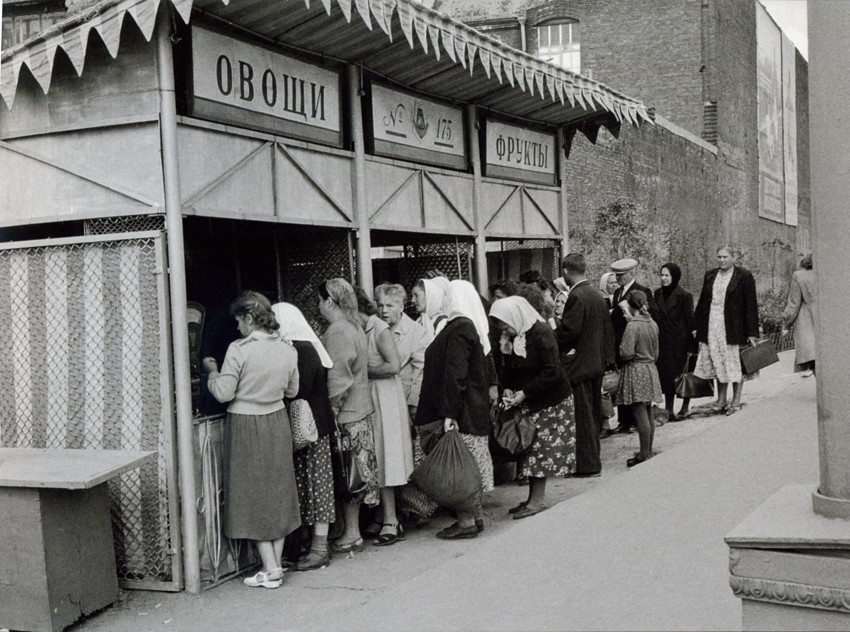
top-left (415, 280), bottom-right (493, 540)
top-left (692, 246), bottom-right (760, 415)
top-left (490, 296), bottom-right (575, 519)
top-left (653, 263), bottom-right (696, 421)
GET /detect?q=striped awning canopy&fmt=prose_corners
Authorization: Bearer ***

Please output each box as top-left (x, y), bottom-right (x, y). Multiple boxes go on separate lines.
top-left (0, 0), bottom-right (652, 130)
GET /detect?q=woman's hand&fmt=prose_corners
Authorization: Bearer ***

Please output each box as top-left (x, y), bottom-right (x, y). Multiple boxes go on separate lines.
top-left (748, 336), bottom-right (760, 348)
top-left (502, 390), bottom-right (526, 409)
top-left (201, 357), bottom-right (218, 375)
top-left (444, 417), bottom-right (459, 432)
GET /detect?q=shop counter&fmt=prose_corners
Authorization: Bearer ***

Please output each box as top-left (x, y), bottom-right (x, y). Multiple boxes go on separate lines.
top-left (0, 448), bottom-right (156, 632)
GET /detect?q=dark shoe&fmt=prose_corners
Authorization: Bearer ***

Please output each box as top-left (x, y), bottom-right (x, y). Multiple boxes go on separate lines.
top-left (508, 501), bottom-right (529, 515)
top-left (374, 523), bottom-right (405, 547)
top-left (436, 523), bottom-right (479, 540)
top-left (673, 410), bottom-right (692, 421)
top-left (570, 471), bottom-right (601, 478)
top-left (626, 454), bottom-right (651, 468)
top-left (512, 503), bottom-right (547, 520)
top-left (296, 549), bottom-right (330, 571)
top-left (725, 404), bottom-right (743, 416)
top-left (330, 537), bottom-right (364, 554)
top-left (475, 518), bottom-right (485, 533)
top-left (362, 520), bottom-right (382, 539)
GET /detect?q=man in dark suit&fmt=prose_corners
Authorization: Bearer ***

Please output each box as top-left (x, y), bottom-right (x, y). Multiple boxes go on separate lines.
top-left (556, 253), bottom-right (614, 477)
top-left (609, 258), bottom-right (660, 433)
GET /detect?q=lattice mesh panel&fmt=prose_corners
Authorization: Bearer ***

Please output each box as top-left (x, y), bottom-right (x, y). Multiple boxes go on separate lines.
top-left (487, 238), bottom-right (560, 283)
top-left (85, 215), bottom-right (165, 235)
top-left (0, 236), bottom-right (176, 587)
top-left (402, 236), bottom-right (473, 287)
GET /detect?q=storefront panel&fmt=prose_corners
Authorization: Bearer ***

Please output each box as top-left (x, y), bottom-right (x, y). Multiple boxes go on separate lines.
top-left (481, 179), bottom-right (561, 238)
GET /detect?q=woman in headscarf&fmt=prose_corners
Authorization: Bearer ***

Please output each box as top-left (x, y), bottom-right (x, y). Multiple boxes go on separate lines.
top-left (271, 302), bottom-right (336, 571)
top-left (490, 296), bottom-right (575, 519)
top-left (354, 287), bottom-right (415, 547)
top-left (317, 278), bottom-right (380, 555)
top-left (599, 272), bottom-right (619, 312)
top-left (415, 280), bottom-right (494, 540)
top-left (204, 291), bottom-right (300, 589)
top-left (653, 263), bottom-right (696, 421)
top-left (410, 277), bottom-right (450, 338)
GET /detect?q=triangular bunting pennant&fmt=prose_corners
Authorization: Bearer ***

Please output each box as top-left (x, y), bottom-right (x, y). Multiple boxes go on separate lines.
top-left (502, 59), bottom-right (514, 87)
top-left (545, 74), bottom-right (555, 102)
top-left (491, 56), bottom-right (502, 83)
top-left (26, 40), bottom-right (57, 94)
top-left (337, 0), bottom-right (353, 23)
top-left (129, 0), bottom-right (160, 41)
top-left (94, 11), bottom-right (125, 58)
top-left (414, 16), bottom-right (429, 54)
top-left (370, 0), bottom-right (392, 37)
top-left (534, 70), bottom-right (545, 99)
top-left (396, 0), bottom-right (415, 48)
top-left (454, 37), bottom-right (467, 69)
top-left (0, 56), bottom-right (26, 109)
top-left (303, 0), bottom-right (311, 10)
top-left (354, 0), bottom-right (373, 30)
top-left (170, 0), bottom-right (194, 25)
top-left (467, 43), bottom-right (477, 75)
top-left (554, 78), bottom-right (565, 104)
top-left (574, 88), bottom-right (586, 110)
top-left (582, 89), bottom-right (596, 110)
top-left (427, 25), bottom-right (441, 60)
top-left (514, 64), bottom-right (525, 91)
top-left (61, 23), bottom-right (87, 76)
top-left (478, 48), bottom-right (491, 78)
top-left (441, 29), bottom-right (456, 62)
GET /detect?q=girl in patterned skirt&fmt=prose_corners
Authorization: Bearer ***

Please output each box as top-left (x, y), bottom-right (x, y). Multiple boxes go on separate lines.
top-left (615, 290), bottom-right (663, 468)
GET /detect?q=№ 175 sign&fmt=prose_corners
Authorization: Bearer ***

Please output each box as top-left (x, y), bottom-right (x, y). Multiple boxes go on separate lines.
top-left (485, 120), bottom-right (557, 185)
top-left (370, 84), bottom-right (466, 169)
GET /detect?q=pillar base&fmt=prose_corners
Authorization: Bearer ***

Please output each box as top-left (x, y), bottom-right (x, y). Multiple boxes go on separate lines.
top-left (813, 488), bottom-right (850, 520)
top-left (726, 485), bottom-right (850, 631)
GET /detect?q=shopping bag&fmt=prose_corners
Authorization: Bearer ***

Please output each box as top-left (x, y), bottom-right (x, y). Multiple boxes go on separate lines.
top-left (601, 369), bottom-right (620, 394)
top-left (410, 429), bottom-right (481, 509)
top-left (288, 399), bottom-right (318, 451)
top-left (490, 404), bottom-right (536, 457)
top-left (739, 339), bottom-right (779, 375)
top-left (330, 426), bottom-right (367, 501)
top-left (674, 353), bottom-right (714, 399)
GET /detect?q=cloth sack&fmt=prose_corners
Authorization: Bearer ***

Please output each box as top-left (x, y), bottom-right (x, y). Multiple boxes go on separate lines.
top-left (740, 339), bottom-right (779, 375)
top-left (674, 353), bottom-right (714, 399)
top-left (410, 429), bottom-right (481, 509)
top-left (416, 419), bottom-right (445, 456)
top-left (288, 399), bottom-right (319, 450)
top-left (330, 425), bottom-right (367, 501)
top-left (601, 369), bottom-right (620, 394)
top-left (490, 404), bottom-right (536, 457)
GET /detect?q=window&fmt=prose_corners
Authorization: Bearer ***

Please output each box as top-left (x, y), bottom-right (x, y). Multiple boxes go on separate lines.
top-left (1, 11), bottom-right (67, 49)
top-left (537, 21), bottom-right (580, 74)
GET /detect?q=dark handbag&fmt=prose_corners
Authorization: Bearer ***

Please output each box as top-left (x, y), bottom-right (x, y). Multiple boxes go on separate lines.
top-left (601, 369), bottom-right (620, 394)
top-left (740, 339), bottom-right (779, 375)
top-left (674, 354), bottom-right (714, 399)
top-left (491, 404), bottom-right (536, 457)
top-left (330, 424), bottom-right (367, 500)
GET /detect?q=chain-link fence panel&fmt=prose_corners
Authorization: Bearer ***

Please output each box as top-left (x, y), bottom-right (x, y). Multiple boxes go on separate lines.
top-left (487, 238), bottom-right (560, 285)
top-left (85, 215), bottom-right (166, 235)
top-left (0, 232), bottom-right (179, 590)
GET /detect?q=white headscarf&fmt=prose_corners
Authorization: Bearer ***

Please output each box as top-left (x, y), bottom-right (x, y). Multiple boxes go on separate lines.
top-left (445, 279), bottom-right (491, 356)
top-left (489, 296), bottom-right (544, 358)
top-left (418, 277), bottom-right (450, 337)
top-left (272, 302), bottom-right (333, 369)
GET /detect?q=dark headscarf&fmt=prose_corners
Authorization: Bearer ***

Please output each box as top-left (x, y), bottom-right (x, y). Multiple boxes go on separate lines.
top-left (660, 262), bottom-right (682, 299)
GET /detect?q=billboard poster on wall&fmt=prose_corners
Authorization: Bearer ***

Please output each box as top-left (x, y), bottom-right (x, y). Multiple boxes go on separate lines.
top-left (782, 33), bottom-right (798, 228)
top-left (756, 4), bottom-right (784, 224)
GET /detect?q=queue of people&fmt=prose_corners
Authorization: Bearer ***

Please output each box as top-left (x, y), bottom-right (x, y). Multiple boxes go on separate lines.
top-left (201, 244), bottom-right (770, 589)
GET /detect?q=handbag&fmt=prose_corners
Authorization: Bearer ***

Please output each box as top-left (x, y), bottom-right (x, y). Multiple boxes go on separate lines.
top-left (740, 339), bottom-right (779, 375)
top-left (330, 424), bottom-right (368, 500)
top-left (288, 399), bottom-right (318, 451)
top-left (601, 369), bottom-right (620, 394)
top-left (674, 354), bottom-right (714, 399)
top-left (490, 404), bottom-right (536, 457)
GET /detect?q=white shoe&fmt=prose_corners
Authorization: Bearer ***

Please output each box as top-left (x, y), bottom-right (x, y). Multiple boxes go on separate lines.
top-left (243, 570), bottom-right (283, 589)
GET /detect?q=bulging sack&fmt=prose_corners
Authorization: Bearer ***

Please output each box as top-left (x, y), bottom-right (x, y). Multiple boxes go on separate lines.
top-left (410, 429), bottom-right (481, 509)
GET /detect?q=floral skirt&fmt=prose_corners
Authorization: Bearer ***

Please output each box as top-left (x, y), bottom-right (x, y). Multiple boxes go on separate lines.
top-left (460, 432), bottom-right (494, 493)
top-left (294, 435), bottom-right (336, 525)
top-left (340, 417), bottom-right (380, 507)
top-left (521, 396), bottom-right (576, 478)
top-left (616, 361), bottom-right (663, 406)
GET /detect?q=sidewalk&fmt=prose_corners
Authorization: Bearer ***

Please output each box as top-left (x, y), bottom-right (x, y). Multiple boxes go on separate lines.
top-left (73, 351), bottom-right (818, 631)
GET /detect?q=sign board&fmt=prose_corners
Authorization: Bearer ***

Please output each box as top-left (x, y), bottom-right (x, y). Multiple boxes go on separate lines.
top-left (484, 119), bottom-right (557, 185)
top-left (190, 26), bottom-right (342, 145)
top-left (369, 84), bottom-right (466, 169)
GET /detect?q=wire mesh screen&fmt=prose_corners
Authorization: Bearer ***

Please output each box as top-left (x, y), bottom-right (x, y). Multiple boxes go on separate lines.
top-left (487, 238), bottom-right (560, 284)
top-left (401, 237), bottom-right (473, 286)
top-left (85, 215), bottom-right (166, 235)
top-left (0, 233), bottom-right (178, 588)
top-left (277, 227), bottom-right (355, 334)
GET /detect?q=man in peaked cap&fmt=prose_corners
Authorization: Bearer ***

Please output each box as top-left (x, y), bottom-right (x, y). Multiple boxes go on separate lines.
top-left (609, 258), bottom-right (660, 433)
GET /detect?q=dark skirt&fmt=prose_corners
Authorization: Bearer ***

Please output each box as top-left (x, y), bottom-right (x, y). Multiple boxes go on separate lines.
top-left (521, 396), bottom-right (577, 478)
top-left (294, 436), bottom-right (336, 525)
top-left (223, 408), bottom-right (301, 541)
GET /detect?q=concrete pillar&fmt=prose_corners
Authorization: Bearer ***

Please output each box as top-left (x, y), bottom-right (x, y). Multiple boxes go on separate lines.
top-left (347, 65), bottom-right (374, 296)
top-left (808, 2), bottom-right (850, 519)
top-left (466, 104), bottom-right (488, 296)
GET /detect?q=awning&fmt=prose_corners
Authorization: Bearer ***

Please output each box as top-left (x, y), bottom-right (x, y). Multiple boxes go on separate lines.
top-left (0, 0), bottom-right (652, 130)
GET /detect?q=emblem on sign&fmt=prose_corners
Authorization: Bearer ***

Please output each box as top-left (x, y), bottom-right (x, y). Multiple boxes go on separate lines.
top-left (412, 102), bottom-right (429, 140)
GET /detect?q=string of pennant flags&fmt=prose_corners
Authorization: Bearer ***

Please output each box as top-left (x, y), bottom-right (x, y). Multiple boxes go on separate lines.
top-left (0, 0), bottom-right (651, 126)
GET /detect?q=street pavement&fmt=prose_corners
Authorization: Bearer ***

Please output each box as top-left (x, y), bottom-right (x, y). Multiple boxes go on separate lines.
top-left (72, 350), bottom-right (818, 631)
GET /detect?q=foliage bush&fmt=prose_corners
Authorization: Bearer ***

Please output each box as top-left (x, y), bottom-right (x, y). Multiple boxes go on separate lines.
top-left (757, 288), bottom-right (788, 334)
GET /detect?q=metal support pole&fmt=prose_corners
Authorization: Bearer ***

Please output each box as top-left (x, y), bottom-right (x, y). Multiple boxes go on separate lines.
top-left (557, 127), bottom-right (570, 262)
top-left (156, 14), bottom-right (200, 593)
top-left (348, 65), bottom-right (373, 296)
top-left (466, 104), bottom-right (488, 295)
